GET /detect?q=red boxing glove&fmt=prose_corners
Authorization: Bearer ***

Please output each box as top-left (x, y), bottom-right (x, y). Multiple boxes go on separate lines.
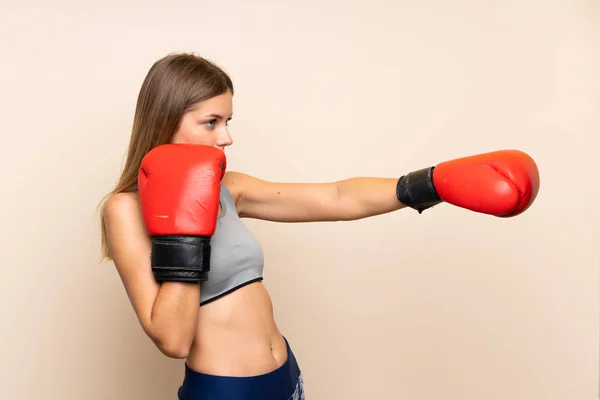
top-left (138, 144), bottom-right (226, 282)
top-left (396, 150), bottom-right (540, 217)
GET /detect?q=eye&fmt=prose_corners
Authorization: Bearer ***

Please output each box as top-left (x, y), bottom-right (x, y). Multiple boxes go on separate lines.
top-left (226, 117), bottom-right (232, 126)
top-left (205, 119), bottom-right (216, 128)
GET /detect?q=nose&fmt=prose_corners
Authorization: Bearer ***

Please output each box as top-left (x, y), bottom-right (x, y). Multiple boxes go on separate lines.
top-left (216, 128), bottom-right (233, 149)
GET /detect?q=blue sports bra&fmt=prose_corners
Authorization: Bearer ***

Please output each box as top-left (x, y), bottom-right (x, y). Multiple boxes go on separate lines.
top-left (200, 184), bottom-right (265, 305)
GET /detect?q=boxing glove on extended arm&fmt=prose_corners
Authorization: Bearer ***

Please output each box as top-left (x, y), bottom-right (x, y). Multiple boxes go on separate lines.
top-left (396, 150), bottom-right (540, 217)
top-left (138, 144), bottom-right (226, 282)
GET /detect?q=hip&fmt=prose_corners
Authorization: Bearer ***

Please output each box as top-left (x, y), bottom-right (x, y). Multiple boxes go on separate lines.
top-left (179, 336), bottom-right (304, 400)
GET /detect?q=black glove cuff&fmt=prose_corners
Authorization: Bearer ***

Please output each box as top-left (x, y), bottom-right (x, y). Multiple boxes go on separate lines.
top-left (151, 236), bottom-right (211, 283)
top-left (396, 166), bottom-right (442, 214)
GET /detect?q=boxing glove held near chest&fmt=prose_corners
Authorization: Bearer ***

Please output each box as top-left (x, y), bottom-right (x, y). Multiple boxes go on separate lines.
top-left (138, 144), bottom-right (226, 282)
top-left (396, 150), bottom-right (540, 217)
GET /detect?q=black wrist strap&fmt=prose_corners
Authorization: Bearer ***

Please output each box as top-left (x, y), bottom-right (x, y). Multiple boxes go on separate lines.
top-left (396, 166), bottom-right (442, 214)
top-left (151, 236), bottom-right (211, 282)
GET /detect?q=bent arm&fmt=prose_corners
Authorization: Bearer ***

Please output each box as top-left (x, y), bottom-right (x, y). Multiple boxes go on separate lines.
top-left (145, 282), bottom-right (199, 358)
top-left (103, 194), bottom-right (199, 358)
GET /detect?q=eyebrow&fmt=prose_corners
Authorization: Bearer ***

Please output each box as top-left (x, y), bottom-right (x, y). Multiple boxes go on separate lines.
top-left (204, 113), bottom-right (233, 119)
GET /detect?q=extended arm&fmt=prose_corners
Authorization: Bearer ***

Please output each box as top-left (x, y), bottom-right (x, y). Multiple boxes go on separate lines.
top-left (224, 149), bottom-right (540, 222)
top-left (336, 177), bottom-right (406, 220)
top-left (224, 172), bottom-right (405, 222)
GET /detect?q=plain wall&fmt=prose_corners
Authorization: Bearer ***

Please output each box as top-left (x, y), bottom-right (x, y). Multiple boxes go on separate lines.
top-left (1, 0), bottom-right (599, 399)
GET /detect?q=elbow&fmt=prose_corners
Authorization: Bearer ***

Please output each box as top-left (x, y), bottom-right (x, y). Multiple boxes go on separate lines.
top-left (155, 337), bottom-right (192, 359)
top-left (159, 342), bottom-right (191, 359)
top-left (146, 328), bottom-right (193, 359)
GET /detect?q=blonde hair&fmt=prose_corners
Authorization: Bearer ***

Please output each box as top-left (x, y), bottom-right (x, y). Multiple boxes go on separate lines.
top-left (98, 53), bottom-right (234, 261)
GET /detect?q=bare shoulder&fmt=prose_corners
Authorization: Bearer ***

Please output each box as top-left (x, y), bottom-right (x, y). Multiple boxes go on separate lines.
top-left (103, 191), bottom-right (143, 228)
top-left (102, 191), bottom-right (151, 266)
top-left (222, 171), bottom-right (266, 207)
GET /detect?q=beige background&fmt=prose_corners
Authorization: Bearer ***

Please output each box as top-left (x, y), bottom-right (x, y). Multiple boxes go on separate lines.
top-left (1, 0), bottom-right (599, 399)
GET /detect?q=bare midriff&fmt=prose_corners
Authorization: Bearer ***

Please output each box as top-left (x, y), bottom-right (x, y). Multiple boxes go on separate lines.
top-left (186, 281), bottom-right (288, 377)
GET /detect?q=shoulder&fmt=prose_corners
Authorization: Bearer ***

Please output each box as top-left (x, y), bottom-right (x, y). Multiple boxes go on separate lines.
top-left (222, 171), bottom-right (272, 218)
top-left (222, 171), bottom-right (265, 204)
top-left (102, 191), bottom-right (143, 229)
top-left (102, 191), bottom-right (151, 263)
top-left (103, 191), bottom-right (139, 217)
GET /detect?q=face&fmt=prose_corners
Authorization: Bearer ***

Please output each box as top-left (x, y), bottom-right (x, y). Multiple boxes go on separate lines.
top-left (171, 90), bottom-right (234, 150)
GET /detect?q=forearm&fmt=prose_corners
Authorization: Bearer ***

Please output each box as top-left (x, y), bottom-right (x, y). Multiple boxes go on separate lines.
top-left (147, 282), bottom-right (200, 358)
top-left (336, 177), bottom-right (406, 220)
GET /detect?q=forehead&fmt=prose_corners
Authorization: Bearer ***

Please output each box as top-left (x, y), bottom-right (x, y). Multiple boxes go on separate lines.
top-left (190, 91), bottom-right (233, 114)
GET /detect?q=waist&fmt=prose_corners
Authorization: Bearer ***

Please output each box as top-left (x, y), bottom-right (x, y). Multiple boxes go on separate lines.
top-left (187, 281), bottom-right (287, 376)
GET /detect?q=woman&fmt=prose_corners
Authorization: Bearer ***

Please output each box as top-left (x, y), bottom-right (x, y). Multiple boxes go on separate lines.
top-left (99, 52), bottom-right (538, 399)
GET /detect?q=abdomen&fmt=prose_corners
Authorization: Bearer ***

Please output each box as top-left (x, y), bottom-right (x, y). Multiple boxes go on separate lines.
top-left (186, 282), bottom-right (288, 376)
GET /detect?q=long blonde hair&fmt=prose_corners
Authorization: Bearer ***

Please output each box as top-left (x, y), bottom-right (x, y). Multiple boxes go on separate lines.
top-left (98, 53), bottom-right (234, 261)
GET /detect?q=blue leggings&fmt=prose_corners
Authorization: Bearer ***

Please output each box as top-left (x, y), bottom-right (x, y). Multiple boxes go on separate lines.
top-left (178, 337), bottom-right (304, 400)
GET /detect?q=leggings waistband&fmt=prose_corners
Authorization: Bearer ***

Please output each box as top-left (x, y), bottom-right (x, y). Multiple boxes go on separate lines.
top-left (178, 337), bottom-right (302, 400)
